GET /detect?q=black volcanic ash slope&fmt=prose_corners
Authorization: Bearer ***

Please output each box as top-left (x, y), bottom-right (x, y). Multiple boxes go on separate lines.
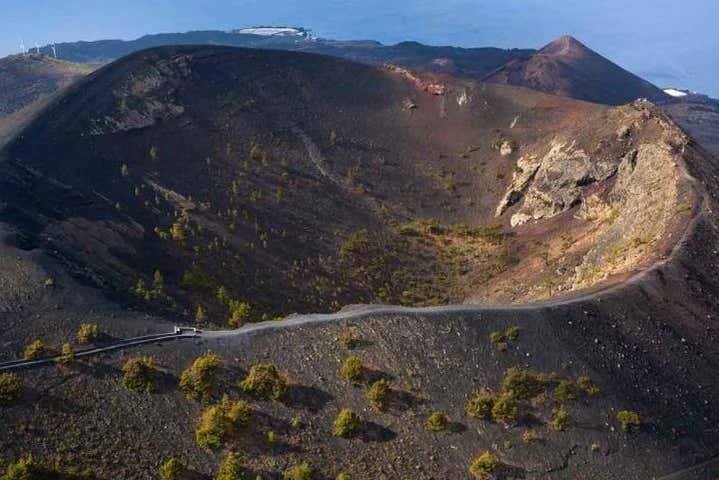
top-left (0, 46), bottom-right (718, 480)
top-left (0, 45), bottom-right (696, 323)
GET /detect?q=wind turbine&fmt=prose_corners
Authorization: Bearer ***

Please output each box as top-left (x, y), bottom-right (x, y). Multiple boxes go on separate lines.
top-left (51, 43), bottom-right (57, 58)
top-left (19, 37), bottom-right (26, 55)
top-left (35, 42), bottom-right (40, 55)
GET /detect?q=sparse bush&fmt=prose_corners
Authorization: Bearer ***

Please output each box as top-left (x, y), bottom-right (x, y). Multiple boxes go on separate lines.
top-left (339, 328), bottom-right (360, 350)
top-left (470, 451), bottom-right (498, 479)
top-left (196, 396), bottom-right (253, 449)
top-left (577, 376), bottom-right (601, 395)
top-left (180, 353), bottom-right (222, 402)
top-left (216, 451), bottom-right (244, 480)
top-left (122, 356), bottom-right (157, 393)
top-left (283, 462), bottom-right (315, 480)
top-left (426, 411), bottom-right (449, 431)
top-left (367, 379), bottom-right (391, 411)
top-left (489, 331), bottom-right (504, 344)
top-left (159, 457), bottom-right (185, 480)
top-left (551, 405), bottom-right (572, 431)
top-left (2, 455), bottom-right (95, 480)
top-left (333, 408), bottom-right (361, 438)
top-left (77, 323), bottom-right (99, 344)
top-left (340, 356), bottom-right (363, 385)
top-left (505, 326), bottom-right (520, 341)
top-left (56, 343), bottom-right (75, 365)
top-left (501, 367), bottom-right (546, 400)
top-left (228, 300), bottom-right (251, 327)
top-left (195, 305), bottom-right (208, 322)
top-left (291, 417), bottom-right (303, 429)
top-left (491, 393), bottom-right (519, 425)
top-left (554, 380), bottom-right (578, 401)
top-left (196, 404), bottom-right (226, 449)
top-left (240, 364), bottom-right (288, 401)
top-left (216, 286), bottom-right (230, 304)
top-left (23, 340), bottom-right (49, 360)
top-left (0, 372), bottom-right (22, 405)
top-left (465, 391), bottom-right (495, 419)
top-left (336, 474), bottom-right (351, 480)
top-left (616, 410), bottom-right (641, 432)
top-left (521, 430), bottom-right (542, 443)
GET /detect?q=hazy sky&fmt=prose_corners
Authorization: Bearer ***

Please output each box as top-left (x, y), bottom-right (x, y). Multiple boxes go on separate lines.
top-left (2, 0), bottom-right (717, 96)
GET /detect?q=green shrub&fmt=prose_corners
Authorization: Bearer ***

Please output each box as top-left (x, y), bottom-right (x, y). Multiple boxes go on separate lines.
top-left (122, 356), bottom-right (157, 393)
top-left (554, 380), bottom-right (578, 401)
top-left (469, 451), bottom-right (498, 479)
top-left (333, 408), bottom-right (361, 438)
top-left (551, 406), bottom-right (572, 431)
top-left (159, 457), bottom-right (185, 480)
top-left (491, 393), bottom-right (519, 425)
top-left (180, 353), bottom-right (222, 401)
top-left (501, 367), bottom-right (546, 400)
top-left (228, 300), bottom-right (251, 327)
top-left (240, 364), bottom-right (288, 401)
top-left (616, 410), bottom-right (641, 432)
top-left (336, 474), bottom-right (351, 480)
top-left (23, 340), bottom-right (49, 360)
top-left (522, 430), bottom-right (542, 443)
top-left (340, 356), bottom-right (363, 385)
top-left (196, 396), bottom-right (253, 449)
top-left (0, 372), bottom-right (22, 405)
top-left (577, 376), bottom-right (601, 395)
top-left (77, 323), bottom-right (99, 344)
top-left (195, 305), bottom-right (208, 322)
top-left (505, 326), bottom-right (520, 341)
top-left (489, 331), bottom-right (504, 344)
top-left (465, 391), bottom-right (495, 419)
top-left (339, 329), bottom-right (360, 350)
top-left (56, 343), bottom-right (75, 365)
top-left (367, 379), bottom-right (391, 411)
top-left (283, 462), bottom-right (314, 480)
top-left (2, 455), bottom-right (95, 480)
top-left (216, 451), bottom-right (244, 480)
top-left (426, 411), bottom-right (449, 432)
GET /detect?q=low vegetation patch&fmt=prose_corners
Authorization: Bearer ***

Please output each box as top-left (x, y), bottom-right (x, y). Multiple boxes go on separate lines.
top-left (1, 455), bottom-right (96, 480)
top-left (23, 340), bottom-right (50, 360)
top-left (0, 372), bottom-right (22, 406)
top-left (240, 363), bottom-right (288, 401)
top-left (491, 393), bottom-right (519, 425)
top-left (551, 405), bottom-right (572, 431)
top-left (501, 367), bottom-right (546, 400)
top-left (333, 408), bottom-right (361, 438)
top-left (77, 323), bottom-right (99, 344)
top-left (426, 411), bottom-right (449, 432)
top-left (617, 410), bottom-right (641, 432)
top-left (283, 462), bottom-right (315, 480)
top-left (159, 457), bottom-right (185, 480)
top-left (216, 451), bottom-right (244, 480)
top-left (196, 395), bottom-right (253, 449)
top-left (340, 356), bottom-right (364, 386)
top-left (122, 356), bottom-right (158, 393)
top-left (367, 379), bottom-right (391, 411)
top-left (577, 376), bottom-right (601, 395)
top-left (465, 390), bottom-right (495, 420)
top-left (470, 451), bottom-right (498, 480)
top-left (180, 352), bottom-right (222, 401)
top-left (554, 380), bottom-right (579, 401)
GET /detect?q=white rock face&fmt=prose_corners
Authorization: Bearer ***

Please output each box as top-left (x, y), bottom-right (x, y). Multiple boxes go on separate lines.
top-left (457, 90), bottom-right (470, 106)
top-left (663, 88), bottom-right (688, 98)
top-left (500, 141), bottom-right (515, 156)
